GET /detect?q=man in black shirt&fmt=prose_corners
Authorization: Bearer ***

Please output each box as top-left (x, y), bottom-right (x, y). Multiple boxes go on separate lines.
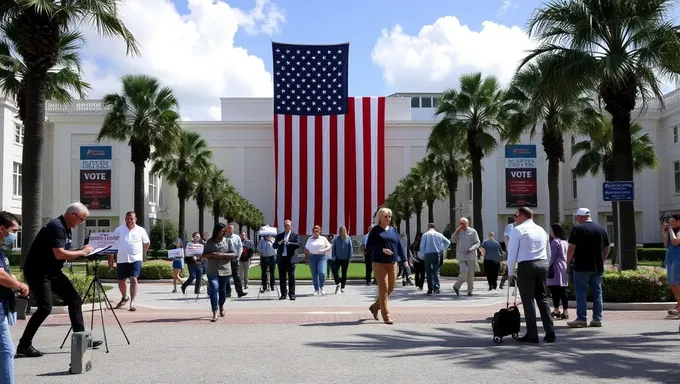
top-left (566, 208), bottom-right (610, 328)
top-left (16, 203), bottom-right (103, 358)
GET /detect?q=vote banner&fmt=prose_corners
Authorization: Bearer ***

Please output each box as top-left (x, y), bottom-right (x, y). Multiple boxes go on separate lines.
top-left (80, 146), bottom-right (112, 209)
top-left (505, 144), bottom-right (538, 208)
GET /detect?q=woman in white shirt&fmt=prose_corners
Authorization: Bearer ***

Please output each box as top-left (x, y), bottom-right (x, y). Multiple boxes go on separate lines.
top-left (304, 225), bottom-right (332, 295)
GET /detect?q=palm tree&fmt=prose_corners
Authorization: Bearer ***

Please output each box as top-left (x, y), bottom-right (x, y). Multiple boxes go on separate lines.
top-left (0, 28), bottom-right (90, 121)
top-left (505, 56), bottom-right (594, 225)
top-left (1, 1), bottom-right (138, 265)
top-left (193, 164), bottom-right (224, 235)
top-left (522, 0), bottom-right (680, 269)
top-left (572, 118), bottom-right (658, 261)
top-left (97, 75), bottom-right (182, 227)
top-left (403, 172), bottom-right (426, 233)
top-left (434, 72), bottom-right (508, 235)
top-left (151, 130), bottom-right (213, 240)
top-left (414, 159), bottom-right (448, 224)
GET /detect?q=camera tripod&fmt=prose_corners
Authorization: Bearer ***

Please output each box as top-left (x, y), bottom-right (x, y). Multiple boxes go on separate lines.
top-left (59, 258), bottom-right (130, 353)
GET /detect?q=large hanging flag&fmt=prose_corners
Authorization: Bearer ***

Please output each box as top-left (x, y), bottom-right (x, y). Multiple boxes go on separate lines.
top-left (272, 42), bottom-right (385, 235)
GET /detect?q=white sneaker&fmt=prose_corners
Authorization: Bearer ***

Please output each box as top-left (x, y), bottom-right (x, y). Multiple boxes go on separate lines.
top-left (335, 285), bottom-right (341, 294)
top-left (341, 288), bottom-right (345, 293)
top-left (321, 288), bottom-right (326, 295)
top-left (312, 290), bottom-right (319, 296)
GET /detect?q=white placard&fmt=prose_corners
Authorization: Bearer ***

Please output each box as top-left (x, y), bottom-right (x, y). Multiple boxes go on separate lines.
top-left (80, 159), bottom-right (112, 170)
top-left (258, 225), bottom-right (278, 237)
top-left (168, 248), bottom-right (184, 259)
top-left (185, 244), bottom-right (204, 257)
top-left (88, 233), bottom-right (120, 249)
top-left (506, 158), bottom-right (536, 168)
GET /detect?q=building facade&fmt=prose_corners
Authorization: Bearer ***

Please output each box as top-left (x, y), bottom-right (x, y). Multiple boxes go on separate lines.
top-left (0, 90), bottom-right (678, 247)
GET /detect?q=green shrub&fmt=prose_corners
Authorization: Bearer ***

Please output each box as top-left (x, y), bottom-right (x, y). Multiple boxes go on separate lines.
top-left (5, 249), bottom-right (20, 266)
top-left (561, 221), bottom-right (575, 236)
top-left (149, 219), bottom-right (179, 250)
top-left (88, 260), bottom-right (188, 280)
top-left (567, 269), bottom-right (673, 303)
top-left (637, 248), bottom-right (666, 262)
top-left (440, 259), bottom-right (486, 277)
top-left (147, 249), bottom-right (169, 260)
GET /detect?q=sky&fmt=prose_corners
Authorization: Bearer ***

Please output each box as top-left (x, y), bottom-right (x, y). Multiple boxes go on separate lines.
top-left (76, 0), bottom-right (680, 121)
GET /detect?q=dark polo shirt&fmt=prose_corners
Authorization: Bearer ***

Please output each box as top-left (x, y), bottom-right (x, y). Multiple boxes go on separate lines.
top-left (24, 215), bottom-right (72, 276)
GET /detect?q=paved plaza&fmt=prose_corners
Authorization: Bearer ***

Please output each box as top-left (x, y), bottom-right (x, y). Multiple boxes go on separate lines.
top-left (9, 280), bottom-right (680, 383)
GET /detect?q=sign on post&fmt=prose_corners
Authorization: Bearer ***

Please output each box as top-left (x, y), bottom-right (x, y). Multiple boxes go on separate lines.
top-left (603, 181), bottom-right (635, 202)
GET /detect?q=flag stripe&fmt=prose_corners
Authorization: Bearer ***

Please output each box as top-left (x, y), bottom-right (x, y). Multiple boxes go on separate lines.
top-left (362, 97), bottom-right (372, 232)
top-left (336, 115), bottom-right (345, 231)
top-left (299, 116), bottom-right (308, 235)
top-left (377, 97), bottom-right (386, 207)
top-left (274, 115), bottom-right (279, 228)
top-left (291, 116), bottom-right (300, 230)
top-left (329, 115), bottom-right (338, 233)
top-left (314, 115), bottom-right (323, 230)
top-left (370, 97), bottom-right (378, 222)
top-left (321, 115), bottom-right (331, 233)
top-left (306, 117), bottom-right (315, 235)
top-left (283, 115), bottom-right (293, 228)
top-left (345, 100), bottom-right (356, 235)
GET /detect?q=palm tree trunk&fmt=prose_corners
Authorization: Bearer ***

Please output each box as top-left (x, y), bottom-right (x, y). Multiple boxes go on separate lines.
top-left (133, 161), bottom-right (146, 228)
top-left (610, 200), bottom-right (618, 266)
top-left (471, 157), bottom-right (484, 235)
top-left (213, 202), bottom-right (220, 226)
top-left (547, 157), bottom-right (560, 225)
top-left (405, 216), bottom-right (411, 250)
top-left (178, 196), bottom-right (186, 241)
top-left (608, 107), bottom-right (637, 270)
top-left (415, 204), bottom-right (423, 234)
top-left (427, 199), bottom-right (435, 224)
top-left (19, 72), bottom-right (48, 268)
top-left (197, 203), bottom-right (205, 236)
top-left (446, 181), bottom-right (457, 230)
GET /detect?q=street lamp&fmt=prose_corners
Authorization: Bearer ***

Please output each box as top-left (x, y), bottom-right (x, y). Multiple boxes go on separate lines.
top-left (159, 208), bottom-right (170, 250)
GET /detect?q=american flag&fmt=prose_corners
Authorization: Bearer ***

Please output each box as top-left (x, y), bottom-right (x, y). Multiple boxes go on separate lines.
top-left (272, 42), bottom-right (385, 236)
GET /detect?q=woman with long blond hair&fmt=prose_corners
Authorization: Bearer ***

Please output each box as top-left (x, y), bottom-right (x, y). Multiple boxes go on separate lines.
top-left (331, 226), bottom-right (352, 294)
top-left (365, 207), bottom-right (407, 324)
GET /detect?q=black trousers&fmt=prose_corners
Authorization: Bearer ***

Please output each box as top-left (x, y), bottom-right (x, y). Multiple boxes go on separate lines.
top-left (260, 256), bottom-right (276, 289)
top-left (226, 260), bottom-right (244, 296)
top-left (549, 286), bottom-right (568, 310)
top-left (278, 257), bottom-right (296, 296)
top-left (364, 252), bottom-right (373, 283)
top-left (19, 271), bottom-right (85, 347)
top-left (484, 260), bottom-right (501, 289)
top-left (517, 260), bottom-right (554, 339)
top-left (332, 259), bottom-right (350, 288)
top-left (413, 260), bottom-right (425, 289)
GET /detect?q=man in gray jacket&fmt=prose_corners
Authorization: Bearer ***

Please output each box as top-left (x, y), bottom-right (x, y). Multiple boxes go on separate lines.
top-left (451, 218), bottom-right (480, 296)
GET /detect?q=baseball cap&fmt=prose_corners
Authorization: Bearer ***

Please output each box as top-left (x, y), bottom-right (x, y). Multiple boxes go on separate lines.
top-left (575, 208), bottom-right (591, 217)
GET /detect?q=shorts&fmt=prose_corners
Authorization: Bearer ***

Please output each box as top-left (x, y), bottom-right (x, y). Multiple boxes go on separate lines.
top-left (172, 259), bottom-right (184, 270)
top-left (117, 261), bottom-right (142, 280)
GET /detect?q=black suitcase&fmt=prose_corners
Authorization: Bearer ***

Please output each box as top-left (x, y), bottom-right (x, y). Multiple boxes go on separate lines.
top-left (492, 285), bottom-right (521, 344)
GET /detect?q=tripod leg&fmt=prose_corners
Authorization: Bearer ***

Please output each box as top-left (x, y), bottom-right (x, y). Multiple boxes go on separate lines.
top-left (60, 277), bottom-right (97, 349)
top-left (96, 281), bottom-right (110, 353)
top-left (97, 280), bottom-right (130, 345)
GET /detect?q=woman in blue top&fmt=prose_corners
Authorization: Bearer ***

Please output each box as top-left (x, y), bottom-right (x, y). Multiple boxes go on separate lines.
top-left (331, 226), bottom-right (353, 294)
top-left (662, 213), bottom-right (680, 316)
top-left (365, 207), bottom-right (407, 325)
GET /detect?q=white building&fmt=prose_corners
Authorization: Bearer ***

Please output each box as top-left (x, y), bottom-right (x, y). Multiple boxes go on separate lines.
top-left (1, 90), bottom-right (678, 247)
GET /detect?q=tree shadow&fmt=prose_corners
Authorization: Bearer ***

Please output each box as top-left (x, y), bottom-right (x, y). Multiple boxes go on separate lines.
top-left (306, 325), bottom-right (679, 383)
top-left (299, 319), bottom-right (369, 327)
top-left (132, 317), bottom-right (206, 324)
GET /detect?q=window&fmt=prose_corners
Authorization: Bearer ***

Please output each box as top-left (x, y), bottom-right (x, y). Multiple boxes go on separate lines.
top-left (675, 161), bottom-right (680, 193)
top-left (14, 123), bottom-right (23, 145)
top-left (86, 219), bottom-right (112, 234)
top-left (421, 97), bottom-right (432, 108)
top-left (410, 97), bottom-right (420, 108)
top-left (468, 181), bottom-right (473, 201)
top-left (149, 174), bottom-right (158, 204)
top-left (12, 162), bottom-right (21, 197)
top-left (433, 97), bottom-right (440, 108)
top-left (571, 170), bottom-right (578, 199)
top-left (570, 135), bottom-right (576, 147)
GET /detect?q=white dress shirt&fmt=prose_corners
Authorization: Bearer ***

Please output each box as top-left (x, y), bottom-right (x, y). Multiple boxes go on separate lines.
top-left (282, 231), bottom-right (291, 256)
top-left (503, 223), bottom-right (514, 238)
top-left (506, 219), bottom-right (550, 277)
top-left (114, 225), bottom-right (150, 263)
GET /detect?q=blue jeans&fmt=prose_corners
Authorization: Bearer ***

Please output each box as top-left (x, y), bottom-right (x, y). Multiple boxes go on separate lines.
top-left (182, 261), bottom-right (204, 294)
top-left (573, 271), bottom-right (603, 322)
top-left (207, 275), bottom-right (231, 312)
top-left (309, 254), bottom-right (327, 291)
top-left (0, 305), bottom-right (14, 384)
top-left (425, 253), bottom-right (441, 292)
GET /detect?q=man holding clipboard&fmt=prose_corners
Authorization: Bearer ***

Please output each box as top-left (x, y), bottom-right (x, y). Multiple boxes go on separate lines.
top-left (16, 203), bottom-right (103, 358)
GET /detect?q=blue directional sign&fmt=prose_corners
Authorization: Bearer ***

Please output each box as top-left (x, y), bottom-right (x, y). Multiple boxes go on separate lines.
top-left (603, 181), bottom-right (635, 202)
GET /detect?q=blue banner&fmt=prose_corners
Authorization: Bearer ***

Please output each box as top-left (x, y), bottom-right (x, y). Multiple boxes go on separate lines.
top-left (505, 144), bottom-right (536, 158)
top-left (80, 146), bottom-right (112, 160)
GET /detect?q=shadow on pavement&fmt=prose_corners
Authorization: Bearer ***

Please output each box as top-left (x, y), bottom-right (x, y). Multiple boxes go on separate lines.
top-left (299, 319), bottom-right (370, 327)
top-left (132, 317), bottom-right (207, 324)
top-left (306, 325), bottom-right (679, 383)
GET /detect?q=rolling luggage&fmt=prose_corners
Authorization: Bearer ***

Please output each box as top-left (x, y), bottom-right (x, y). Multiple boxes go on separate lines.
top-left (492, 285), bottom-right (521, 344)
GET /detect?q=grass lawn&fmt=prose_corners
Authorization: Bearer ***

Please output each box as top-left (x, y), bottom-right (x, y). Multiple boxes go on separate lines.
top-left (637, 260), bottom-right (664, 268)
top-left (248, 262), bottom-right (367, 280)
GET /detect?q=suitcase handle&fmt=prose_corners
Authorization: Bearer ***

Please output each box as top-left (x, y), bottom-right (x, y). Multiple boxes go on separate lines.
top-left (506, 284), bottom-right (518, 308)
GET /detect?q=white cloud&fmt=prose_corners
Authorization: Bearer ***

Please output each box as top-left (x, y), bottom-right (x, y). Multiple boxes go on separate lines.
top-left (497, 0), bottom-right (517, 17)
top-left (371, 16), bottom-right (535, 93)
top-left (78, 0), bottom-right (285, 121)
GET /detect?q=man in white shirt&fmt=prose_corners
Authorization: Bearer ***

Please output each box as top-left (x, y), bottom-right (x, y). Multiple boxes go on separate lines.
top-left (112, 211), bottom-right (150, 311)
top-left (506, 207), bottom-right (555, 343)
top-left (499, 222), bottom-right (515, 289)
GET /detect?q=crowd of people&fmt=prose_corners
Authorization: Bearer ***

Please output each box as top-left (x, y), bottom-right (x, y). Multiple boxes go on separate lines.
top-left (1, 202), bottom-right (679, 383)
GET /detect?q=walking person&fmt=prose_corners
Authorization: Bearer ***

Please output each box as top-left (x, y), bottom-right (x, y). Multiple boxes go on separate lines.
top-left (361, 226), bottom-right (375, 285)
top-left (567, 208), bottom-right (609, 328)
top-left (419, 224), bottom-right (451, 296)
top-left (663, 214), bottom-right (680, 317)
top-left (111, 211), bottom-right (150, 312)
top-left (258, 235), bottom-right (276, 293)
top-left (202, 223), bottom-right (236, 322)
top-left (399, 233), bottom-right (414, 286)
top-left (171, 238), bottom-right (185, 293)
top-left (480, 232), bottom-right (502, 290)
top-left (182, 232), bottom-right (205, 295)
top-left (223, 224), bottom-right (247, 298)
top-left (331, 226), bottom-right (353, 294)
top-left (239, 231), bottom-right (254, 291)
top-left (304, 226), bottom-right (332, 296)
top-left (548, 223), bottom-right (570, 320)
top-left (274, 220), bottom-right (301, 300)
top-left (506, 207), bottom-right (556, 343)
top-left (452, 218), bottom-right (480, 296)
top-left (366, 208), bottom-right (407, 325)
top-left (0, 211), bottom-right (29, 382)
top-left (410, 233), bottom-right (425, 291)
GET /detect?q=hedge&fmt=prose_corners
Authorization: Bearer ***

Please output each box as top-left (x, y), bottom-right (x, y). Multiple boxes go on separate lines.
top-left (87, 260), bottom-right (188, 280)
top-left (15, 272), bottom-right (110, 307)
top-left (567, 269), bottom-right (674, 303)
top-left (637, 248), bottom-right (666, 262)
top-left (441, 259), bottom-right (487, 277)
